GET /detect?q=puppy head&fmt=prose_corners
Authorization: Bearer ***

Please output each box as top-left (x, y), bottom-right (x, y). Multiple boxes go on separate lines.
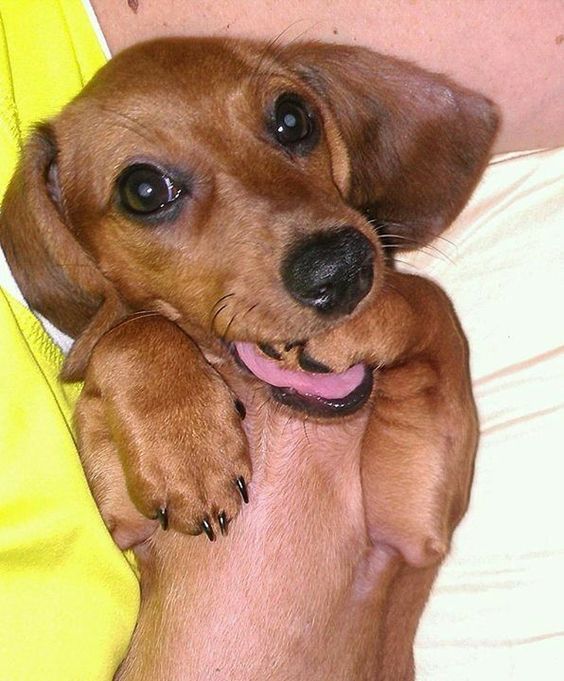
top-left (0, 38), bottom-right (498, 380)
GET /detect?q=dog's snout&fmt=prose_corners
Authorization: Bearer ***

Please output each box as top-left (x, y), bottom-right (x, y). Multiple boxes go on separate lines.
top-left (281, 227), bottom-right (374, 316)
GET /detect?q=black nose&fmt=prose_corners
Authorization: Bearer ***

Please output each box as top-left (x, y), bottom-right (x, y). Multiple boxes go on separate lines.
top-left (281, 227), bottom-right (374, 316)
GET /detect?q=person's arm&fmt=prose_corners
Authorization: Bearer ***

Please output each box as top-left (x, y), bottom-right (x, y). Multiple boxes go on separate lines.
top-left (91, 0), bottom-right (563, 153)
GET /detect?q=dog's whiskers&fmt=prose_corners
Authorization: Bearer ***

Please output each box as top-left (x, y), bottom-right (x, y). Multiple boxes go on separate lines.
top-left (385, 235), bottom-right (455, 264)
top-left (391, 258), bottom-right (420, 271)
top-left (129, 310), bottom-right (161, 319)
top-left (209, 293), bottom-right (236, 334)
top-left (379, 242), bottom-right (454, 264)
top-left (241, 303), bottom-right (259, 322)
top-left (210, 304), bottom-right (230, 334)
top-left (249, 22), bottom-right (315, 95)
top-left (373, 359), bottom-right (385, 373)
top-left (210, 293), bottom-right (236, 314)
top-left (221, 311), bottom-right (239, 343)
top-left (370, 222), bottom-right (458, 264)
top-left (107, 310), bottom-right (160, 333)
top-left (249, 36), bottom-right (284, 96)
top-left (433, 233), bottom-right (458, 249)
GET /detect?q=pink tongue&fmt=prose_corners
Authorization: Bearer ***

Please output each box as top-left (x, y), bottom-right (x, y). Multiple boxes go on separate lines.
top-left (235, 342), bottom-right (365, 399)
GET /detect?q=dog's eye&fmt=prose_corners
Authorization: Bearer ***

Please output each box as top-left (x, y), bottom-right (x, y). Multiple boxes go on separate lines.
top-left (273, 94), bottom-right (316, 149)
top-left (118, 164), bottom-right (183, 215)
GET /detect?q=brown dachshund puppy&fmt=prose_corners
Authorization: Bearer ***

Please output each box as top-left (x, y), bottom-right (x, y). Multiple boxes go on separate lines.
top-left (0, 39), bottom-right (498, 680)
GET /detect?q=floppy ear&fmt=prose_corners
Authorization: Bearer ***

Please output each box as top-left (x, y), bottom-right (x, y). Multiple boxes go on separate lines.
top-left (0, 124), bottom-right (107, 335)
top-left (0, 124), bottom-right (125, 379)
top-left (282, 42), bottom-right (499, 247)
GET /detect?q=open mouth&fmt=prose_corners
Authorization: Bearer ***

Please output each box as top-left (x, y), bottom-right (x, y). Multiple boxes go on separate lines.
top-left (233, 342), bottom-right (373, 417)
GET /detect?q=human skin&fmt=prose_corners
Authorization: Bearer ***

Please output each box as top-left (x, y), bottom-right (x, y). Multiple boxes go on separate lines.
top-left (90, 0), bottom-right (564, 153)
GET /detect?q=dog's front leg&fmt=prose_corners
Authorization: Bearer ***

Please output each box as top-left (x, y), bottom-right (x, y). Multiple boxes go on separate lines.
top-left (75, 315), bottom-right (250, 546)
top-left (305, 271), bottom-right (479, 565)
top-left (305, 271), bottom-right (478, 678)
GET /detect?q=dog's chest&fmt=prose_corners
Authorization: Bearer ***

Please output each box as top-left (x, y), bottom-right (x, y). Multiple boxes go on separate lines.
top-left (242, 394), bottom-right (370, 523)
top-left (135, 388), bottom-right (393, 680)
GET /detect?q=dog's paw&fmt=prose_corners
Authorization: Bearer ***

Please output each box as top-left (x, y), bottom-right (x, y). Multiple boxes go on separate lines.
top-left (77, 315), bottom-right (253, 541)
top-left (118, 370), bottom-right (251, 541)
top-left (78, 335), bottom-right (252, 542)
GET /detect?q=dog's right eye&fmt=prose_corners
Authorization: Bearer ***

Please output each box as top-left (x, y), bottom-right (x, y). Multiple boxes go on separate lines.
top-left (117, 164), bottom-right (184, 216)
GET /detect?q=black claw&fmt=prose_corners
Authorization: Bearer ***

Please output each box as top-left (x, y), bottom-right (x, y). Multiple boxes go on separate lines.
top-left (202, 517), bottom-right (216, 542)
top-left (235, 399), bottom-right (246, 419)
top-left (236, 476), bottom-right (249, 504)
top-left (155, 507), bottom-right (168, 530)
top-left (218, 511), bottom-right (229, 536)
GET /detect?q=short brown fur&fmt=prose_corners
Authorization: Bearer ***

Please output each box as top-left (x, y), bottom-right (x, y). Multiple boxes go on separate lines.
top-left (0, 38), bottom-right (497, 680)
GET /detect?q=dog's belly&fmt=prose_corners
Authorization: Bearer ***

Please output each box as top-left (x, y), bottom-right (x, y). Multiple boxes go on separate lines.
top-left (118, 390), bottom-right (396, 681)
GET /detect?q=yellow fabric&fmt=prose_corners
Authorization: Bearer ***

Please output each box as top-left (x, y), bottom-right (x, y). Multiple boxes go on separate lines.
top-left (0, 2), bottom-right (139, 679)
top-left (0, 0), bottom-right (107, 191)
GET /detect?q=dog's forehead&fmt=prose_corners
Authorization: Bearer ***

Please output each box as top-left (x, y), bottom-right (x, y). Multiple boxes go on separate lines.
top-left (82, 38), bottom-right (299, 109)
top-left (52, 38), bottom-right (334, 186)
top-left (55, 38), bottom-right (317, 156)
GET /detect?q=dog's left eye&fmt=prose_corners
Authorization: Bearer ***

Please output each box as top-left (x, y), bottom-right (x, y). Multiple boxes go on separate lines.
top-left (118, 164), bottom-right (183, 216)
top-left (272, 94), bottom-right (317, 152)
